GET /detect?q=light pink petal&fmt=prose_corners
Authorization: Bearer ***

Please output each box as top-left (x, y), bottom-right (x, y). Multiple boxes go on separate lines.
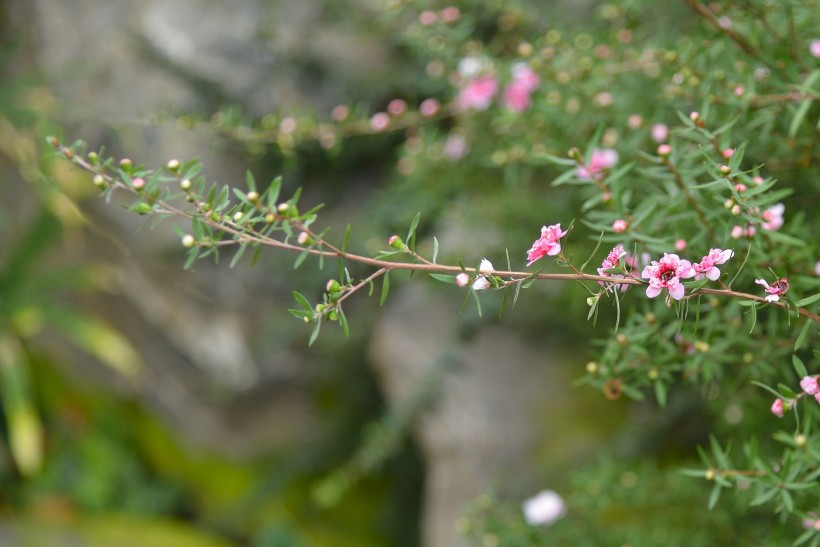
top-left (755, 278), bottom-right (770, 289)
top-left (646, 285), bottom-right (662, 298)
top-left (765, 294), bottom-right (780, 302)
top-left (668, 283), bottom-right (686, 300)
top-left (706, 267), bottom-right (720, 281)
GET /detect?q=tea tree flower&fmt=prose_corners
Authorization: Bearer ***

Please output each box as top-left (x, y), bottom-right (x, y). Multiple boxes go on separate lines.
top-left (761, 203), bottom-right (784, 231)
top-left (641, 253), bottom-right (695, 300)
top-left (577, 148), bottom-right (618, 181)
top-left (456, 75), bottom-right (498, 111)
top-left (472, 277), bottom-right (491, 291)
top-left (522, 490), bottom-right (567, 527)
top-left (526, 224), bottom-right (568, 266)
top-left (479, 258), bottom-right (494, 273)
top-left (800, 376), bottom-right (819, 396)
top-left (693, 248), bottom-right (733, 281)
top-left (755, 277), bottom-right (789, 302)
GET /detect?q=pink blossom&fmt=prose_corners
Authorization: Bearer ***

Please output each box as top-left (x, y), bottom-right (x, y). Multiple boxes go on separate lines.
top-left (755, 277), bottom-right (789, 302)
top-left (369, 112), bottom-right (390, 131)
top-left (598, 245), bottom-right (627, 277)
top-left (734, 86), bottom-right (745, 96)
top-left (472, 276), bottom-right (491, 291)
top-left (651, 123), bottom-right (668, 143)
top-left (675, 239), bottom-right (687, 251)
top-left (731, 224), bottom-right (756, 239)
top-left (657, 144), bottom-right (671, 157)
top-left (722, 148), bottom-right (734, 159)
top-left (612, 219), bottom-right (628, 233)
top-left (734, 183), bottom-right (747, 192)
top-left (577, 148), bottom-right (619, 181)
top-left (479, 258), bottom-right (494, 274)
top-left (752, 176), bottom-right (764, 185)
top-left (640, 253), bottom-right (695, 300)
top-left (419, 10), bottom-right (437, 26)
top-left (419, 98), bottom-right (440, 117)
top-left (443, 134), bottom-right (469, 160)
top-left (810, 40), bottom-right (820, 58)
top-left (522, 490), bottom-right (567, 527)
top-left (456, 75), bottom-right (498, 111)
top-left (439, 6), bottom-right (461, 23)
top-left (331, 105), bottom-right (350, 122)
top-left (502, 63), bottom-right (540, 113)
top-left (526, 224), bottom-right (568, 266)
top-left (761, 203), bottom-right (784, 231)
top-left (456, 273), bottom-right (470, 287)
top-left (771, 398), bottom-right (785, 418)
top-left (693, 248), bottom-right (734, 281)
top-left (800, 376), bottom-right (819, 396)
top-left (387, 99), bottom-right (407, 116)
top-left (627, 114), bottom-right (643, 129)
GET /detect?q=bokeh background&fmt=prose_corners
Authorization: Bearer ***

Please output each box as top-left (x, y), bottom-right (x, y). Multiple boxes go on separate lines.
top-left (1, 1), bottom-right (817, 546)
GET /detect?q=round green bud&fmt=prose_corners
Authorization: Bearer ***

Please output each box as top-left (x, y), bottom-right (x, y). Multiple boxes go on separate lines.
top-left (166, 159), bottom-right (181, 171)
top-left (92, 174), bottom-right (106, 188)
top-left (182, 234), bottom-right (196, 248)
top-left (180, 178), bottom-right (192, 191)
top-left (119, 158), bottom-right (132, 171)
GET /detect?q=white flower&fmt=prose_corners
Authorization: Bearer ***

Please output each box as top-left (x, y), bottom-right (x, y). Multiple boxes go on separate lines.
top-left (479, 258), bottom-right (494, 274)
top-left (522, 489), bottom-right (567, 527)
top-left (472, 277), bottom-right (491, 291)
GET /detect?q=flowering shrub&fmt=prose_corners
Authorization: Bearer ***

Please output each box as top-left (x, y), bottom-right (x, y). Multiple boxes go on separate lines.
top-left (47, 0), bottom-right (820, 544)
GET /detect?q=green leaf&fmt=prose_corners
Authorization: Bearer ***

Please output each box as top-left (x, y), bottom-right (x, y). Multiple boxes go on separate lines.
top-left (792, 355), bottom-right (808, 379)
top-left (267, 176), bottom-right (282, 207)
top-left (406, 212), bottom-right (421, 251)
top-left (432, 237), bottom-right (439, 264)
top-left (309, 320), bottom-right (321, 346)
top-left (795, 293), bottom-right (820, 307)
top-left (654, 380), bottom-right (667, 407)
top-left (293, 291), bottom-right (311, 311)
top-left (707, 483), bottom-right (723, 510)
top-left (245, 170), bottom-right (256, 191)
top-left (380, 272), bottom-right (390, 306)
top-left (795, 322), bottom-right (812, 352)
top-left (429, 273), bottom-right (456, 283)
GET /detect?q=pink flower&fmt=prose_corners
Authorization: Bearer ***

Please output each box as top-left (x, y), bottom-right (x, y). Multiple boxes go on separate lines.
top-left (761, 203), bottom-right (784, 231)
top-left (640, 253), bottom-right (695, 300)
top-left (331, 105), bottom-right (350, 122)
top-left (598, 245), bottom-right (627, 277)
top-left (522, 490), bottom-right (567, 527)
top-left (387, 99), bottom-right (407, 116)
top-left (502, 64), bottom-right (540, 113)
top-left (810, 40), bottom-right (820, 58)
top-left (651, 123), bottom-right (668, 143)
top-left (755, 277), bottom-right (789, 302)
top-left (369, 112), bottom-right (390, 131)
top-left (800, 376), bottom-right (819, 396)
top-left (657, 144), bottom-right (671, 157)
top-left (419, 10), bottom-right (437, 26)
top-left (472, 276), bottom-right (491, 291)
top-left (479, 258), bottom-right (494, 273)
top-left (675, 239), bottom-right (687, 251)
top-left (439, 6), bottom-right (461, 23)
top-left (612, 219), bottom-right (628, 233)
top-left (419, 98), bottom-right (440, 117)
top-left (577, 148), bottom-right (619, 181)
top-left (443, 134), bottom-right (469, 160)
top-left (693, 248), bottom-right (733, 281)
top-left (526, 224), bottom-right (568, 266)
top-left (456, 273), bottom-right (470, 287)
top-left (456, 75), bottom-right (498, 111)
top-left (771, 398), bottom-right (785, 418)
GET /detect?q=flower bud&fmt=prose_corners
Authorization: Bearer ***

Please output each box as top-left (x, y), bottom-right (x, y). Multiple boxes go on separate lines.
top-left (657, 144), bottom-right (671, 157)
top-left (326, 279), bottom-right (342, 293)
top-left (182, 234), bottom-right (196, 248)
top-left (585, 361), bottom-right (598, 374)
top-left (616, 333), bottom-right (628, 346)
top-left (724, 199), bottom-right (734, 208)
top-left (87, 151), bottom-right (99, 164)
top-left (704, 469), bottom-right (716, 481)
top-left (166, 159), bottom-right (181, 171)
top-left (567, 147), bottom-right (582, 161)
top-left (47, 136), bottom-right (59, 147)
top-left (795, 434), bottom-right (807, 448)
top-left (233, 211), bottom-right (244, 222)
top-left (92, 174), bottom-right (106, 188)
top-left (297, 231), bottom-right (312, 245)
top-left (612, 219), bottom-right (628, 233)
top-left (119, 158), bottom-right (132, 171)
top-left (246, 191), bottom-right (260, 204)
top-left (265, 212), bottom-right (276, 224)
top-left (456, 272), bottom-right (470, 287)
top-left (719, 165), bottom-right (732, 176)
top-left (647, 368), bottom-right (659, 380)
top-left (644, 312), bottom-right (656, 324)
top-left (278, 202), bottom-right (289, 213)
top-left (388, 235), bottom-right (405, 249)
top-left (586, 296), bottom-right (596, 306)
top-left (731, 204), bottom-right (741, 215)
top-left (132, 177), bottom-right (145, 191)
top-left (180, 178), bottom-right (192, 190)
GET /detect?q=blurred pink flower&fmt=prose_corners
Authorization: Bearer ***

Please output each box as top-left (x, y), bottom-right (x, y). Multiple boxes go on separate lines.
top-left (612, 219), bottom-right (628, 233)
top-left (456, 273), bottom-right (470, 287)
top-left (502, 64), bottom-right (540, 112)
top-left (800, 376), bottom-right (819, 396)
top-left (419, 10), bottom-right (437, 26)
top-left (771, 398), bottom-right (785, 418)
top-left (456, 75), bottom-right (498, 111)
top-left (651, 123), bottom-right (668, 143)
top-left (439, 6), bottom-right (461, 23)
top-left (810, 40), bottom-right (820, 58)
top-left (675, 239), bottom-right (687, 251)
top-left (419, 98), bottom-right (441, 117)
top-left (641, 253), bottom-right (695, 300)
top-left (577, 148), bottom-right (619, 181)
top-left (761, 203), bottom-right (784, 231)
top-left (369, 112), bottom-right (390, 131)
top-left (693, 248), bottom-right (733, 281)
top-left (526, 224), bottom-right (568, 266)
top-left (755, 277), bottom-right (789, 302)
top-left (522, 490), bottom-right (567, 527)
top-left (472, 276), bottom-right (491, 291)
top-left (387, 99), bottom-right (407, 116)
top-left (443, 134), bottom-right (469, 160)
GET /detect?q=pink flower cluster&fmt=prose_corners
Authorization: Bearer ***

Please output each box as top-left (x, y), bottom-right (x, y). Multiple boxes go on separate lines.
top-left (598, 245), bottom-right (629, 290)
top-left (526, 224), bottom-right (568, 266)
top-left (456, 75), bottom-right (498, 111)
top-left (771, 375), bottom-right (820, 418)
top-left (693, 248), bottom-right (734, 280)
top-left (577, 148), bottom-right (619, 181)
top-left (502, 63), bottom-right (541, 113)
